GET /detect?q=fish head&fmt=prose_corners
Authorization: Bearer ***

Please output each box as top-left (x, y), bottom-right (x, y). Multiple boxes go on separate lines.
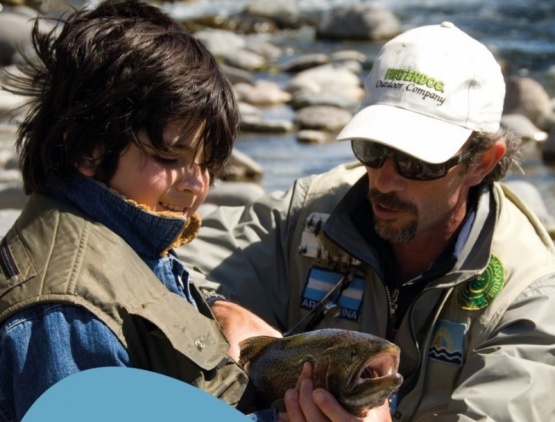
top-left (319, 331), bottom-right (403, 417)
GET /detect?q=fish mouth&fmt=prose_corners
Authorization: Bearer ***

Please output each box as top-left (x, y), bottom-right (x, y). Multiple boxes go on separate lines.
top-left (351, 350), bottom-right (403, 389)
top-left (339, 347), bottom-right (404, 416)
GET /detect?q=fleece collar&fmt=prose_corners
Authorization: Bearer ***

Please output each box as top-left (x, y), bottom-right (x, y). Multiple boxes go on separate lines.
top-left (51, 173), bottom-right (200, 259)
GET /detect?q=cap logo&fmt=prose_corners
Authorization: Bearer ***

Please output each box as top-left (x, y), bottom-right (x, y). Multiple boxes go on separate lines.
top-left (376, 68), bottom-right (446, 105)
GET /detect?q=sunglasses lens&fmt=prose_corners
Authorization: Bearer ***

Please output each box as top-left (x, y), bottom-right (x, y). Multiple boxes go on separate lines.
top-left (417, 164), bottom-right (447, 180)
top-left (395, 153), bottom-right (423, 179)
top-left (351, 140), bottom-right (386, 168)
top-left (351, 140), bottom-right (454, 181)
top-left (395, 154), bottom-right (448, 180)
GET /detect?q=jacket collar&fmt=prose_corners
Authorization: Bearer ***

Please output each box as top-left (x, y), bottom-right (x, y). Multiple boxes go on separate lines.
top-left (50, 173), bottom-right (198, 259)
top-left (323, 174), bottom-right (495, 286)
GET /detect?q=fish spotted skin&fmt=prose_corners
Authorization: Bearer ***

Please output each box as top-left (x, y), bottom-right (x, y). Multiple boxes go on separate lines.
top-left (239, 328), bottom-right (403, 417)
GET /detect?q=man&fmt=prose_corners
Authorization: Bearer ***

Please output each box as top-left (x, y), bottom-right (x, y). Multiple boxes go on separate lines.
top-left (181, 22), bottom-right (555, 420)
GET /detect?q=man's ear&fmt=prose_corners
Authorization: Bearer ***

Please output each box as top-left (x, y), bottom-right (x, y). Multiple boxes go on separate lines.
top-left (467, 140), bottom-right (506, 186)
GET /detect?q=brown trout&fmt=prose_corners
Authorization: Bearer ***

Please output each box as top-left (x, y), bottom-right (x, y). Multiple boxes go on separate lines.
top-left (238, 328), bottom-right (403, 416)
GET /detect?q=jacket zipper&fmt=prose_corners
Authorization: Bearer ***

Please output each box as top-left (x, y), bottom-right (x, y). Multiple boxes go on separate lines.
top-left (385, 285), bottom-right (399, 340)
top-left (394, 286), bottom-right (454, 421)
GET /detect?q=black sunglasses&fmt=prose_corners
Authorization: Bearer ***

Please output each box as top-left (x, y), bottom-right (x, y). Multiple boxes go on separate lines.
top-left (351, 140), bottom-right (474, 181)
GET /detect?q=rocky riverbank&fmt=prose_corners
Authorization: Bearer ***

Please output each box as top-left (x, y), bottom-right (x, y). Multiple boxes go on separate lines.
top-left (1, 0), bottom-right (555, 234)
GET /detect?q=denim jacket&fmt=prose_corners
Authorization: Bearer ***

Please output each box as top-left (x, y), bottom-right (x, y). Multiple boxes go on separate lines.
top-left (0, 175), bottom-right (276, 422)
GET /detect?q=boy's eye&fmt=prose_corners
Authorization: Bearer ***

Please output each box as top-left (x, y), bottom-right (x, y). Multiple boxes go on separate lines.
top-left (152, 154), bottom-right (210, 172)
top-left (199, 162), bottom-right (210, 171)
top-left (153, 155), bottom-right (179, 166)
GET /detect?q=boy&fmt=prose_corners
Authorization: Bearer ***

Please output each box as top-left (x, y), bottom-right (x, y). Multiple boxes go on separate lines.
top-left (0, 1), bottom-right (284, 420)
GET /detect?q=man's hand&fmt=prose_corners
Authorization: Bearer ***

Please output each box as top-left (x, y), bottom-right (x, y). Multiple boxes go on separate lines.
top-left (279, 362), bottom-right (392, 422)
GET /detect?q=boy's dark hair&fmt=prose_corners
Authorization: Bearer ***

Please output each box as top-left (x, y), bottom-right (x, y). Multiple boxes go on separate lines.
top-left (6, 0), bottom-right (238, 194)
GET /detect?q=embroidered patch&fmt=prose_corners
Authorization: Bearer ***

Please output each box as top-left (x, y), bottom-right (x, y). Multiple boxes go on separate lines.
top-left (457, 254), bottom-right (505, 311)
top-left (298, 212), bottom-right (360, 266)
top-left (301, 267), bottom-right (364, 322)
top-left (429, 320), bottom-right (467, 366)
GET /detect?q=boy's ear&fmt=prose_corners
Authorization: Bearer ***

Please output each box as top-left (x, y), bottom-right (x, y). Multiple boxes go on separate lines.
top-left (467, 140), bottom-right (506, 186)
top-left (75, 147), bottom-right (103, 177)
top-left (76, 160), bottom-right (96, 177)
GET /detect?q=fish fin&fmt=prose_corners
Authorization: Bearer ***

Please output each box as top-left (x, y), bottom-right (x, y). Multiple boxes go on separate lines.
top-left (238, 335), bottom-right (279, 368)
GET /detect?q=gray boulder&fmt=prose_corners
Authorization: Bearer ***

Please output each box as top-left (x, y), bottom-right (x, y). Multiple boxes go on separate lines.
top-left (244, 0), bottom-right (300, 29)
top-left (316, 4), bottom-right (401, 41)
top-left (504, 76), bottom-right (555, 132)
top-left (0, 11), bottom-right (35, 65)
top-left (294, 105), bottom-right (353, 131)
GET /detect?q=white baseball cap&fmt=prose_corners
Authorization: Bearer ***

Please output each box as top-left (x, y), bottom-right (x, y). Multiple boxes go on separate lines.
top-left (336, 22), bottom-right (505, 164)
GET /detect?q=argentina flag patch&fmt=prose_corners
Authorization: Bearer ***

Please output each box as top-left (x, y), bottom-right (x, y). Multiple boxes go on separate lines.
top-left (429, 320), bottom-right (467, 366)
top-left (301, 267), bottom-right (364, 321)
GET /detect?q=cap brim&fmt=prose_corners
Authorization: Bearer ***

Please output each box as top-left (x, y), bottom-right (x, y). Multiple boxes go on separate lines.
top-left (336, 105), bottom-right (473, 164)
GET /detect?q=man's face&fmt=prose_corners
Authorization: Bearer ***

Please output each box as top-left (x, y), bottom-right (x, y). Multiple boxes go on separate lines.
top-left (366, 153), bottom-right (474, 244)
top-left (108, 121), bottom-right (210, 219)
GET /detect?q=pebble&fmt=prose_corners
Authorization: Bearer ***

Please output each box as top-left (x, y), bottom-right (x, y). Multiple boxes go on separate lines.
top-left (279, 53), bottom-right (330, 73)
top-left (285, 64), bottom-right (365, 101)
top-left (501, 114), bottom-right (548, 142)
top-left (289, 91), bottom-right (360, 112)
top-left (296, 129), bottom-right (335, 144)
top-left (504, 180), bottom-right (555, 233)
top-left (221, 148), bottom-right (265, 182)
top-left (240, 115), bottom-right (295, 133)
top-left (234, 80), bottom-right (292, 105)
top-left (0, 11), bottom-right (35, 66)
top-left (504, 76), bottom-right (555, 131)
top-left (244, 0), bottom-right (301, 29)
top-left (219, 63), bottom-right (254, 85)
top-left (293, 105), bottom-right (353, 131)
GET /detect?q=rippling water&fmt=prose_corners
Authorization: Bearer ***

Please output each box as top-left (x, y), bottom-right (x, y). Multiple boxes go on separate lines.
top-left (151, 0), bottom-right (555, 213)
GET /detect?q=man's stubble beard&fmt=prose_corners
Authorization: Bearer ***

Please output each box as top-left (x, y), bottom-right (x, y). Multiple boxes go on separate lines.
top-left (374, 218), bottom-right (417, 243)
top-left (368, 189), bottom-right (418, 244)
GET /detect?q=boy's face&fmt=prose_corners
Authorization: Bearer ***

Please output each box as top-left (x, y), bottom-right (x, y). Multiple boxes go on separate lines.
top-left (108, 121), bottom-right (210, 218)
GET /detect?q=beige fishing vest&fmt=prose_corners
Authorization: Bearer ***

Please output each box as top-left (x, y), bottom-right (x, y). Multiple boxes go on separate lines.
top-left (287, 168), bottom-right (555, 420)
top-left (0, 194), bottom-right (252, 410)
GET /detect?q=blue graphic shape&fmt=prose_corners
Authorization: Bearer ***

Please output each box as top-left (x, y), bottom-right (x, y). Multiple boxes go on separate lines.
top-left (23, 367), bottom-right (250, 422)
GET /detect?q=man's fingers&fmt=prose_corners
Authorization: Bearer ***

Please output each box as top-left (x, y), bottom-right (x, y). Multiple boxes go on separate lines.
top-left (295, 361), bottom-right (313, 389)
top-left (312, 388), bottom-right (358, 421)
top-left (298, 379), bottom-right (331, 422)
top-left (283, 388), bottom-right (306, 422)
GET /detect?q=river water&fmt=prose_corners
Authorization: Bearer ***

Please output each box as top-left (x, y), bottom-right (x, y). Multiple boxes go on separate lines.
top-left (134, 0), bottom-right (555, 213)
